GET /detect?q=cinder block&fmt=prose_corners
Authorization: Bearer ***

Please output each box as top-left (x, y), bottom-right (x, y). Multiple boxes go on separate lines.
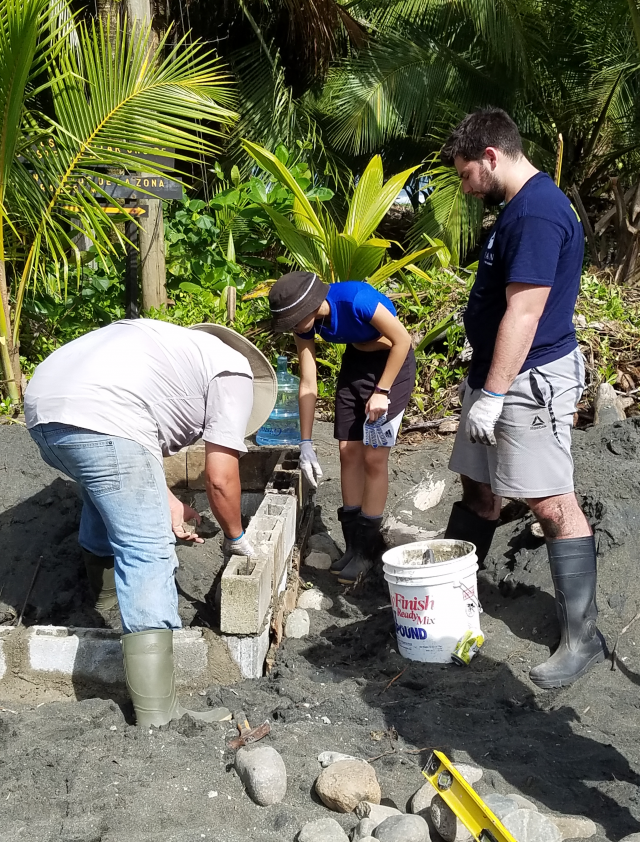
top-left (220, 555), bottom-right (272, 635)
top-left (173, 629), bottom-right (210, 688)
top-left (163, 451), bottom-right (187, 488)
top-left (186, 443), bottom-right (207, 490)
top-left (263, 494), bottom-right (297, 570)
top-left (224, 618), bottom-right (271, 679)
top-left (0, 627), bottom-right (10, 680)
top-left (28, 626), bottom-right (124, 684)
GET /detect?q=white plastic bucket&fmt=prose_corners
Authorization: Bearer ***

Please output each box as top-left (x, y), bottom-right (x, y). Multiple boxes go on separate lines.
top-left (383, 539), bottom-right (481, 663)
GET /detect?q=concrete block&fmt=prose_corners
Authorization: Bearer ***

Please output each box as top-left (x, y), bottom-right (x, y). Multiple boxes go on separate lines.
top-left (0, 627), bottom-right (10, 680)
top-left (263, 494), bottom-right (297, 570)
top-left (220, 555), bottom-right (272, 635)
top-left (163, 451), bottom-right (187, 488)
top-left (28, 626), bottom-right (125, 684)
top-left (224, 618), bottom-right (270, 679)
top-left (186, 443), bottom-right (207, 490)
top-left (173, 629), bottom-right (210, 688)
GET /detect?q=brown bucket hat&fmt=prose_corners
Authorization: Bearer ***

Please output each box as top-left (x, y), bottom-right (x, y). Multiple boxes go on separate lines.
top-left (269, 271), bottom-right (329, 332)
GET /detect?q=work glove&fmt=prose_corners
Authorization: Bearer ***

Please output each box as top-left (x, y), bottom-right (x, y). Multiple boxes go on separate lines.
top-left (363, 413), bottom-right (394, 448)
top-left (222, 531), bottom-right (255, 558)
top-left (465, 389), bottom-right (505, 447)
top-left (457, 378), bottom-right (468, 406)
top-left (299, 440), bottom-right (323, 489)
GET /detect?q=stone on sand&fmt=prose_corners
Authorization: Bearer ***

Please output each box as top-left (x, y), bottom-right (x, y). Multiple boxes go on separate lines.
top-left (551, 815), bottom-right (597, 839)
top-left (285, 608), bottom-right (310, 638)
top-left (235, 745), bottom-right (286, 806)
top-left (307, 532), bottom-right (341, 561)
top-left (318, 751), bottom-right (363, 768)
top-left (430, 794), bottom-right (473, 842)
top-left (354, 802), bottom-right (401, 823)
top-left (351, 818), bottom-right (378, 840)
top-left (453, 763), bottom-right (483, 784)
top-left (409, 781), bottom-right (437, 815)
top-left (298, 589), bottom-right (333, 611)
top-left (503, 809), bottom-right (563, 842)
top-left (298, 817), bottom-right (349, 842)
top-left (483, 794), bottom-right (522, 820)
top-left (304, 551), bottom-right (332, 569)
top-left (315, 760), bottom-right (381, 813)
top-left (373, 814), bottom-right (429, 842)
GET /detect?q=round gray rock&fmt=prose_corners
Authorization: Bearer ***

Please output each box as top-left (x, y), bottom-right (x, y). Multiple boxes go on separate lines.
top-left (298, 818), bottom-right (349, 842)
top-left (307, 532), bottom-right (341, 560)
top-left (430, 794), bottom-right (473, 842)
top-left (409, 781), bottom-right (436, 815)
top-left (483, 794), bottom-right (521, 821)
top-left (351, 818), bottom-right (378, 840)
top-left (551, 815), bottom-right (596, 839)
top-left (503, 809), bottom-right (563, 842)
top-left (620, 835), bottom-right (640, 842)
top-left (354, 802), bottom-right (401, 823)
top-left (373, 815), bottom-right (429, 842)
top-left (304, 551), bottom-right (332, 569)
top-left (298, 589), bottom-right (333, 611)
top-left (235, 745), bottom-right (287, 806)
top-left (285, 608), bottom-right (310, 638)
top-left (315, 760), bottom-right (381, 813)
top-left (453, 763), bottom-right (483, 784)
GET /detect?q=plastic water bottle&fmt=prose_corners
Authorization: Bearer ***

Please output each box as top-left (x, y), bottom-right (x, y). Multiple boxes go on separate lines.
top-left (256, 356), bottom-right (301, 446)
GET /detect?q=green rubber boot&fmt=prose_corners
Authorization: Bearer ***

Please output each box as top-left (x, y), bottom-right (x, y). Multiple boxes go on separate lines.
top-left (82, 549), bottom-right (119, 610)
top-left (122, 629), bottom-right (232, 727)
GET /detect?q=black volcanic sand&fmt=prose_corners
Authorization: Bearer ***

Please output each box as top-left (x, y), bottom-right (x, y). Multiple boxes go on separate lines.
top-left (2, 420), bottom-right (640, 841)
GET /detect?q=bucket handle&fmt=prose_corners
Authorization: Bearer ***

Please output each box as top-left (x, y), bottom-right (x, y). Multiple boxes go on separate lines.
top-left (452, 580), bottom-right (483, 614)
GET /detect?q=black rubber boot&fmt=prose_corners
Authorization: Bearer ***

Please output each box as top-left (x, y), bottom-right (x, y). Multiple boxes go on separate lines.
top-left (444, 501), bottom-right (499, 567)
top-left (337, 514), bottom-right (385, 585)
top-left (330, 507), bottom-right (361, 575)
top-left (82, 549), bottom-right (119, 610)
top-left (529, 537), bottom-right (607, 689)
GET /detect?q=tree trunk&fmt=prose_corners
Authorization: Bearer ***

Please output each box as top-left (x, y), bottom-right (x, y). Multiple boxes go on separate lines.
top-left (0, 260), bottom-right (19, 401)
top-left (126, 0), bottom-right (167, 314)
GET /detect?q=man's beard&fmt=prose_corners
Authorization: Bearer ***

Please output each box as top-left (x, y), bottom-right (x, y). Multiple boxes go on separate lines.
top-left (478, 169), bottom-right (506, 207)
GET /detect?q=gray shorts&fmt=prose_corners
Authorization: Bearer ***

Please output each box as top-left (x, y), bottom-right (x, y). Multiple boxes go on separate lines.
top-left (449, 348), bottom-right (585, 498)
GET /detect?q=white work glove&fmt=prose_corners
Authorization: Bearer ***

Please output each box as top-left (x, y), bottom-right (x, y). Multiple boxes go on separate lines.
top-left (457, 377), bottom-right (468, 405)
top-left (222, 531), bottom-right (255, 558)
top-left (363, 413), bottom-right (394, 448)
top-left (465, 389), bottom-right (505, 447)
top-left (299, 440), bottom-right (323, 488)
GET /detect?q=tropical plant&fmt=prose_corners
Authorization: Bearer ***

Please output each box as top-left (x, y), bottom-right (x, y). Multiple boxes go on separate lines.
top-left (243, 141), bottom-right (443, 284)
top-left (0, 0), bottom-right (237, 400)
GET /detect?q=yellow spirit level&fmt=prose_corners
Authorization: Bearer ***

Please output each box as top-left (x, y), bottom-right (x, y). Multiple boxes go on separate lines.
top-left (422, 751), bottom-right (519, 842)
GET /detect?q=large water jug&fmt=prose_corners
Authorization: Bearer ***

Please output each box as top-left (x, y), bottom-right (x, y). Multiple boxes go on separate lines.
top-left (256, 356), bottom-right (301, 446)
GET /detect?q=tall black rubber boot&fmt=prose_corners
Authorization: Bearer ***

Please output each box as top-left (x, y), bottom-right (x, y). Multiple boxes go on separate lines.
top-left (444, 501), bottom-right (499, 567)
top-left (82, 549), bottom-right (119, 610)
top-left (337, 514), bottom-right (385, 585)
top-left (529, 536), bottom-right (607, 689)
top-left (330, 507), bottom-right (361, 575)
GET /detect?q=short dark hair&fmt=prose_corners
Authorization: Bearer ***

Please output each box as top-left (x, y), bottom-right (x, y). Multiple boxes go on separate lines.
top-left (441, 108), bottom-right (523, 165)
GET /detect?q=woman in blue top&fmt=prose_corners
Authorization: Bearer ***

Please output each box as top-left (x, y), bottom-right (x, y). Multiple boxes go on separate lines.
top-left (269, 271), bottom-right (416, 585)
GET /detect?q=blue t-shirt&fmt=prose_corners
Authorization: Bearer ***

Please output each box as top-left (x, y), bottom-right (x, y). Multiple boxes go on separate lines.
top-left (296, 281), bottom-right (396, 344)
top-left (464, 172), bottom-right (583, 389)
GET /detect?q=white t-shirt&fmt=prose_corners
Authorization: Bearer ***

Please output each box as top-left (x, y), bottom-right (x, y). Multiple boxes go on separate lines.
top-left (24, 319), bottom-right (254, 462)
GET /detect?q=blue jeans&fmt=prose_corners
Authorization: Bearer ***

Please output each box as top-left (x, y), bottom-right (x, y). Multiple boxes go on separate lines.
top-left (29, 423), bottom-right (180, 634)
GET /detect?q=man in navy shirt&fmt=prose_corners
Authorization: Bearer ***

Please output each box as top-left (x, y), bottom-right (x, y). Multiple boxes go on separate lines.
top-left (441, 108), bottom-right (606, 688)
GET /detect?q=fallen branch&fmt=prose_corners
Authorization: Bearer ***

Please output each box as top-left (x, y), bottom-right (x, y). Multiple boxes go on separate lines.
top-left (16, 555), bottom-right (43, 627)
top-left (378, 667), bottom-right (407, 695)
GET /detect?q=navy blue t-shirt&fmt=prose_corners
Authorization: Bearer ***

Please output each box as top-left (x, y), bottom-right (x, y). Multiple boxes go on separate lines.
top-left (465, 172), bottom-right (584, 389)
top-left (295, 281), bottom-right (396, 344)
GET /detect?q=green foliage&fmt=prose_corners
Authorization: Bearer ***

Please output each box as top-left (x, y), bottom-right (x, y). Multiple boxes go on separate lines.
top-left (243, 141), bottom-right (443, 283)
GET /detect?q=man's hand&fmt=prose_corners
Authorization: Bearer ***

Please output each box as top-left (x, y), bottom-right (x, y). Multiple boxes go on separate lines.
top-left (222, 531), bottom-right (255, 559)
top-left (299, 440), bottom-right (323, 488)
top-left (466, 390), bottom-right (505, 446)
top-left (365, 391), bottom-right (390, 422)
top-left (167, 489), bottom-right (204, 543)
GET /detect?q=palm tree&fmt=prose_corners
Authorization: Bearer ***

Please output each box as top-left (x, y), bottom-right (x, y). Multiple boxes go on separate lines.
top-left (0, 0), bottom-right (237, 400)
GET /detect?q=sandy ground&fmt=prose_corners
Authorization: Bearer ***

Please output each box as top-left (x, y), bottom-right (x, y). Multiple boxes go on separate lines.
top-left (2, 420), bottom-right (640, 842)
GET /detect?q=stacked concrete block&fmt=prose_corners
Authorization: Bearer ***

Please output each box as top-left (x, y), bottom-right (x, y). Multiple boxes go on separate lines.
top-left (223, 616), bottom-right (271, 680)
